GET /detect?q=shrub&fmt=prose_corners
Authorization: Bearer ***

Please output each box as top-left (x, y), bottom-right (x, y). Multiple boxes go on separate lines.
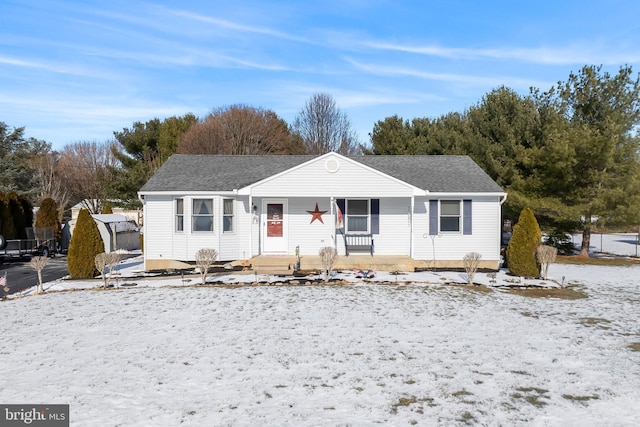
top-left (506, 207), bottom-right (542, 277)
top-left (463, 252), bottom-right (482, 285)
top-left (319, 246), bottom-right (337, 282)
top-left (543, 229), bottom-right (575, 255)
top-left (195, 248), bottom-right (218, 285)
top-left (102, 202), bottom-right (113, 214)
top-left (68, 209), bottom-right (104, 279)
top-left (536, 245), bottom-right (558, 280)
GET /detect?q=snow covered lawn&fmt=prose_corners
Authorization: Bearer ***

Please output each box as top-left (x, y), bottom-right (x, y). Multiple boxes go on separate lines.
top-left (2, 263), bottom-right (640, 426)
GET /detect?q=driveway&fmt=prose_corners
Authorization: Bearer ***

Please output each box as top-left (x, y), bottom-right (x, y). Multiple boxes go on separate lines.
top-left (1, 255), bottom-right (69, 295)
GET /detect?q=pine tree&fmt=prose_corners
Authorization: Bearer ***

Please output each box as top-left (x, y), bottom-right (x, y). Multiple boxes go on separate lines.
top-left (67, 209), bottom-right (104, 279)
top-left (506, 207), bottom-right (542, 277)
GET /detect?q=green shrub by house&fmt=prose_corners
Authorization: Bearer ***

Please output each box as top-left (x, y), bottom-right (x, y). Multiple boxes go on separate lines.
top-left (67, 208), bottom-right (104, 279)
top-left (0, 191), bottom-right (17, 239)
top-left (102, 202), bottom-right (113, 214)
top-left (506, 207), bottom-right (542, 277)
top-left (35, 197), bottom-right (61, 242)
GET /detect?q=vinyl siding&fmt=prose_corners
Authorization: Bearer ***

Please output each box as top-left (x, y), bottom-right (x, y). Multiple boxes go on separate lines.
top-left (412, 196), bottom-right (501, 261)
top-left (250, 156), bottom-right (415, 198)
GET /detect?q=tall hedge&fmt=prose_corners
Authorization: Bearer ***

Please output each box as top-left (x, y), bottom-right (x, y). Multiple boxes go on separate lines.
top-left (506, 207), bottom-right (542, 277)
top-left (36, 198), bottom-right (61, 242)
top-left (68, 209), bottom-right (104, 279)
top-left (0, 191), bottom-right (17, 239)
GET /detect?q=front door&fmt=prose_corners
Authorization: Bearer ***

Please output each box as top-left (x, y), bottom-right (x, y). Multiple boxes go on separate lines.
top-left (263, 199), bottom-right (287, 253)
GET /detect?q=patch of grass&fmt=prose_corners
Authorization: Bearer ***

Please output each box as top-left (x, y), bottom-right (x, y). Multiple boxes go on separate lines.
top-left (390, 396), bottom-right (436, 414)
top-left (458, 411), bottom-right (477, 425)
top-left (629, 342), bottom-right (640, 352)
top-left (556, 255), bottom-right (640, 266)
top-left (562, 394), bottom-right (599, 404)
top-left (512, 387), bottom-right (550, 408)
top-left (507, 287), bottom-right (588, 299)
top-left (578, 317), bottom-right (611, 329)
top-left (451, 389), bottom-right (473, 397)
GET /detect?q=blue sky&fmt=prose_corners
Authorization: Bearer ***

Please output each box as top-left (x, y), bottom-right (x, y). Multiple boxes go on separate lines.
top-left (2, 0), bottom-right (640, 150)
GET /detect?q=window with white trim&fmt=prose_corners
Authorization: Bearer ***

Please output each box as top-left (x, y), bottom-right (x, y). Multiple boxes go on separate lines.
top-left (223, 199), bottom-right (234, 233)
top-left (346, 199), bottom-right (369, 233)
top-left (192, 199), bottom-right (213, 232)
top-left (440, 200), bottom-right (461, 232)
top-left (175, 198), bottom-right (184, 232)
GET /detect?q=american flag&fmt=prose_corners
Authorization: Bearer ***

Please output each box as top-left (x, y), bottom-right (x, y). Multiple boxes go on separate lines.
top-left (334, 201), bottom-right (344, 230)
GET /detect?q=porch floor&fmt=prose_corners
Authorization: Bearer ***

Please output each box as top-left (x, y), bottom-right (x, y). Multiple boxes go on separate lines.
top-left (250, 254), bottom-right (418, 274)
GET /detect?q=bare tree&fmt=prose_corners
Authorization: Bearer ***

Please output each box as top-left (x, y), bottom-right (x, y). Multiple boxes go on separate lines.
top-left (108, 251), bottom-right (121, 286)
top-left (32, 151), bottom-right (71, 222)
top-left (536, 245), bottom-right (558, 280)
top-left (463, 252), bottom-right (482, 285)
top-left (291, 93), bottom-right (361, 155)
top-left (178, 105), bottom-right (302, 155)
top-left (57, 141), bottom-right (121, 213)
top-left (29, 256), bottom-right (49, 293)
top-left (195, 248), bottom-right (218, 285)
top-left (319, 246), bottom-right (337, 282)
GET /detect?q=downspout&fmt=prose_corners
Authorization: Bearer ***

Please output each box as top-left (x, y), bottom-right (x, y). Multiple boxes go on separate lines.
top-left (138, 194), bottom-right (146, 271)
top-left (410, 196), bottom-right (415, 259)
top-left (249, 194), bottom-right (253, 259)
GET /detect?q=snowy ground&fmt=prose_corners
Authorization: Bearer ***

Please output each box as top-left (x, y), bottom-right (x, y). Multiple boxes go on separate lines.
top-left (1, 234), bottom-right (640, 426)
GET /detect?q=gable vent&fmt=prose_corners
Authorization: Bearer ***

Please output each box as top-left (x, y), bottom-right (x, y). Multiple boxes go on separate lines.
top-left (325, 158), bottom-right (340, 173)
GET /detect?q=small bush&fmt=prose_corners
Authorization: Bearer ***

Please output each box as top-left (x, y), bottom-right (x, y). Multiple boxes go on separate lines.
top-left (543, 229), bottom-right (575, 255)
top-left (506, 207), bottom-right (541, 277)
top-left (196, 248), bottom-right (218, 284)
top-left (319, 246), bottom-right (337, 282)
top-left (463, 252), bottom-right (482, 284)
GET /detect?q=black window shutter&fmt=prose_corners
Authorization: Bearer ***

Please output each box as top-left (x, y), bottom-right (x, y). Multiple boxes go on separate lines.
top-left (429, 200), bottom-right (438, 235)
top-left (463, 199), bottom-right (472, 235)
top-left (371, 199), bottom-right (380, 234)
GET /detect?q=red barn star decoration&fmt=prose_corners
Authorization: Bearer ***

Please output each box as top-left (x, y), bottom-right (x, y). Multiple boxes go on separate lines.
top-left (307, 203), bottom-right (327, 224)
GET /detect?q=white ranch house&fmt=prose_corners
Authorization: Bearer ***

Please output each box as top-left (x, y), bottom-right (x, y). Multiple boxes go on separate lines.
top-left (138, 152), bottom-right (506, 271)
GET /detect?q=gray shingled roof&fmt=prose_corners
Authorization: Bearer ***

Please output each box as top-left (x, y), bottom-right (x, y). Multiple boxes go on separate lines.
top-left (139, 154), bottom-right (504, 194)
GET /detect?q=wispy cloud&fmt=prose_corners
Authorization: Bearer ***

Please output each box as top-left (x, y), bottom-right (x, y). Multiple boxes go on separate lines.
top-left (363, 41), bottom-right (640, 65)
top-left (344, 57), bottom-right (548, 89)
top-left (159, 6), bottom-right (311, 44)
top-left (0, 55), bottom-right (113, 78)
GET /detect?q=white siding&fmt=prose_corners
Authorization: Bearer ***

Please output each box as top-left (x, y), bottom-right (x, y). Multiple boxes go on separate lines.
top-left (144, 195), bottom-right (255, 263)
top-left (250, 155), bottom-right (416, 198)
top-left (374, 198), bottom-right (411, 255)
top-left (412, 196), bottom-right (501, 262)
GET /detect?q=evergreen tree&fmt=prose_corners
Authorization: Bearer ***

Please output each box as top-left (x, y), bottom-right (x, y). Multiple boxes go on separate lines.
top-left (67, 209), bottom-right (104, 279)
top-left (110, 114), bottom-right (197, 209)
top-left (0, 191), bottom-right (17, 239)
top-left (102, 202), bottom-right (113, 214)
top-left (36, 198), bottom-right (61, 242)
top-left (506, 207), bottom-right (542, 277)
